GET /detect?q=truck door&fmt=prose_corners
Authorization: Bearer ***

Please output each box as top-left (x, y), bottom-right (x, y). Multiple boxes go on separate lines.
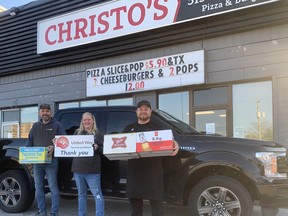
top-left (56, 110), bottom-right (104, 193)
top-left (101, 110), bottom-right (137, 196)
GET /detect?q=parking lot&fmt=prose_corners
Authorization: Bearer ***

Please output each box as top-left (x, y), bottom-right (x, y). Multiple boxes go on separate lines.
top-left (1, 195), bottom-right (288, 216)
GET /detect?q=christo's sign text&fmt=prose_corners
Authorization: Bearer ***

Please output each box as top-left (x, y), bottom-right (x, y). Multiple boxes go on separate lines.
top-left (37, 0), bottom-right (279, 54)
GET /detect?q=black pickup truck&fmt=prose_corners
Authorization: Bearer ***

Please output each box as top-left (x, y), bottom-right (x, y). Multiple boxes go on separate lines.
top-left (1, 106), bottom-right (288, 216)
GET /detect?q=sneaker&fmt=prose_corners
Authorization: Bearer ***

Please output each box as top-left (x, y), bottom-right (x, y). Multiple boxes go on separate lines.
top-left (35, 212), bottom-right (47, 216)
top-left (49, 213), bottom-right (58, 216)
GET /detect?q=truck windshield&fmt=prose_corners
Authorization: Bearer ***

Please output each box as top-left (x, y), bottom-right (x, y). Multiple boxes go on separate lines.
top-left (155, 110), bottom-right (200, 135)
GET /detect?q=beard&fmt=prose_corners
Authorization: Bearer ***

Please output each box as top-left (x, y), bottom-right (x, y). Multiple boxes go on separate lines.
top-left (137, 113), bottom-right (151, 122)
top-left (42, 115), bottom-right (51, 123)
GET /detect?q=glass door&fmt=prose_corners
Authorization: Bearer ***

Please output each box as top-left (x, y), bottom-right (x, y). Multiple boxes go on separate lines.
top-left (2, 123), bottom-right (19, 138)
top-left (195, 109), bottom-right (227, 136)
top-left (193, 87), bottom-right (229, 136)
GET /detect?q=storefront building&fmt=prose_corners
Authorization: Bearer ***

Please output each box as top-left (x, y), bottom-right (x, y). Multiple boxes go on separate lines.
top-left (0, 0), bottom-right (288, 145)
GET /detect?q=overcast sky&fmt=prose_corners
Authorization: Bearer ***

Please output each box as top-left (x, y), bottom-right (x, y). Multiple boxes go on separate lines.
top-left (0, 0), bottom-right (35, 10)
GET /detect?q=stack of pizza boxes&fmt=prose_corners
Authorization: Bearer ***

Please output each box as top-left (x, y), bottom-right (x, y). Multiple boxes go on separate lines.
top-left (104, 129), bottom-right (173, 160)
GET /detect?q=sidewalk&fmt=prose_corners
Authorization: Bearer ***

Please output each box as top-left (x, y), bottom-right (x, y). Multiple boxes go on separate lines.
top-left (1, 195), bottom-right (287, 216)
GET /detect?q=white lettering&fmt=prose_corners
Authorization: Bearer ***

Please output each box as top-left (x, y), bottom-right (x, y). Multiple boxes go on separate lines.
top-left (188, 0), bottom-right (205, 6)
top-left (202, 3), bottom-right (223, 12)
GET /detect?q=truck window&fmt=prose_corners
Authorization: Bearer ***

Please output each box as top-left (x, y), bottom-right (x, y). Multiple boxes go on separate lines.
top-left (106, 111), bottom-right (137, 134)
top-left (58, 111), bottom-right (103, 135)
top-left (58, 113), bottom-right (82, 135)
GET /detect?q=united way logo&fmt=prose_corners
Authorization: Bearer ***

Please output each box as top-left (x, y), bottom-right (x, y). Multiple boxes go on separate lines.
top-left (56, 136), bottom-right (69, 149)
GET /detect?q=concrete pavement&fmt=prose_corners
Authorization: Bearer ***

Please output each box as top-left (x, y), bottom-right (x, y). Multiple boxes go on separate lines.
top-left (1, 195), bottom-right (288, 215)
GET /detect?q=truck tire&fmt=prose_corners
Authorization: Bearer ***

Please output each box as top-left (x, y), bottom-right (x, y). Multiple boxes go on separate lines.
top-left (0, 170), bottom-right (35, 213)
top-left (188, 175), bottom-right (252, 216)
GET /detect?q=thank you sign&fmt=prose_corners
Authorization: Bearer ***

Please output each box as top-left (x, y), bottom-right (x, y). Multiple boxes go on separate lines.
top-left (54, 135), bottom-right (94, 157)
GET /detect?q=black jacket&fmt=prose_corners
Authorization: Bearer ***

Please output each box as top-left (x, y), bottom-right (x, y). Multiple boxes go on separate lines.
top-left (71, 130), bottom-right (103, 174)
top-left (123, 121), bottom-right (166, 200)
top-left (26, 117), bottom-right (66, 147)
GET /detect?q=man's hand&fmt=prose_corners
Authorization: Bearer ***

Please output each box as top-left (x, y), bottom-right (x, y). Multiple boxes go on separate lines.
top-left (171, 140), bottom-right (179, 156)
top-left (47, 145), bottom-right (54, 156)
top-left (93, 143), bottom-right (99, 150)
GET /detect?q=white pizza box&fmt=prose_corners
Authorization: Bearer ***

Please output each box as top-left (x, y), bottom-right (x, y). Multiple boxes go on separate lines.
top-left (54, 135), bottom-right (94, 157)
top-left (104, 130), bottom-right (173, 160)
top-left (136, 129), bottom-right (173, 157)
top-left (103, 133), bottom-right (139, 160)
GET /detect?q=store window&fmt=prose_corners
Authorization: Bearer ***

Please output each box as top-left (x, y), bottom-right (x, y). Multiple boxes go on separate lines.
top-left (2, 124), bottom-right (19, 138)
top-left (233, 81), bottom-right (273, 141)
top-left (59, 102), bottom-right (79, 109)
top-left (0, 107), bottom-right (38, 138)
top-left (108, 98), bottom-right (133, 106)
top-left (194, 87), bottom-right (228, 106)
top-left (80, 100), bottom-right (106, 107)
top-left (2, 110), bottom-right (19, 138)
top-left (3, 109), bottom-right (19, 122)
top-left (20, 107), bottom-right (38, 138)
top-left (193, 87), bottom-right (228, 136)
top-left (59, 98), bottom-right (132, 110)
top-left (158, 92), bottom-right (189, 124)
top-left (195, 109), bottom-right (227, 135)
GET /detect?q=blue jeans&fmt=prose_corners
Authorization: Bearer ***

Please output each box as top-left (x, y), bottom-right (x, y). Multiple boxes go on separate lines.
top-left (74, 173), bottom-right (105, 216)
top-left (33, 158), bottom-right (60, 214)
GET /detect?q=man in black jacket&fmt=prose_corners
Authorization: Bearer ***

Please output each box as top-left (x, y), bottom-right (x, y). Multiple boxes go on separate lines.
top-left (26, 103), bottom-right (66, 216)
top-left (123, 100), bottom-right (179, 216)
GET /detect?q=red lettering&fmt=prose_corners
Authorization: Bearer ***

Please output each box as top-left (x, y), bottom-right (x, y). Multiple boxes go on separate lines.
top-left (147, 0), bottom-right (153, 9)
top-left (74, 18), bottom-right (88, 39)
top-left (110, 6), bottom-right (127, 30)
top-left (45, 25), bottom-right (57, 45)
top-left (42, 0), bottom-right (172, 49)
top-left (128, 3), bottom-right (145, 26)
top-left (98, 11), bottom-right (109, 34)
top-left (88, 15), bottom-right (96, 37)
top-left (154, 0), bottom-right (168, 20)
top-left (58, 21), bottom-right (73, 43)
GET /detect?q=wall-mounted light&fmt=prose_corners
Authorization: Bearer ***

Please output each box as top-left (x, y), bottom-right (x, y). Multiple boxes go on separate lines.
top-left (9, 7), bottom-right (20, 16)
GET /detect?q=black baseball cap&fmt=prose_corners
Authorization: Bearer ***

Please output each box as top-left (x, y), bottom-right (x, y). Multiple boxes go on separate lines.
top-left (39, 103), bottom-right (51, 110)
top-left (137, 100), bottom-right (151, 108)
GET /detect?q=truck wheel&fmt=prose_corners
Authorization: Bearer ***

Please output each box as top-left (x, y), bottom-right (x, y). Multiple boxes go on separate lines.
top-left (188, 175), bottom-right (252, 216)
top-left (0, 170), bottom-right (35, 213)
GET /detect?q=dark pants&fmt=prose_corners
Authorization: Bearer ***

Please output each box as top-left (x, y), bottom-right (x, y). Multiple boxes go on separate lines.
top-left (129, 198), bottom-right (163, 216)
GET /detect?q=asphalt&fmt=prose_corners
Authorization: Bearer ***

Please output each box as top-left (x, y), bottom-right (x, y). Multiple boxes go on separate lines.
top-left (0, 195), bottom-right (287, 216)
